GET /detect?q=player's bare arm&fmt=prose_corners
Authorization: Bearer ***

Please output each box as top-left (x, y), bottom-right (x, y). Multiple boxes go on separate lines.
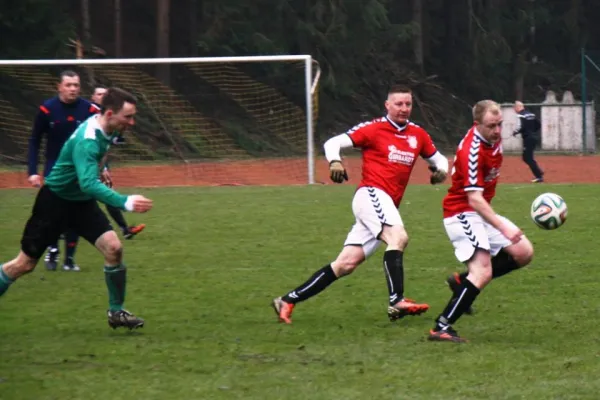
top-left (99, 154), bottom-right (113, 187)
top-left (323, 133), bottom-right (353, 183)
top-left (467, 190), bottom-right (522, 243)
top-left (100, 167), bottom-right (113, 188)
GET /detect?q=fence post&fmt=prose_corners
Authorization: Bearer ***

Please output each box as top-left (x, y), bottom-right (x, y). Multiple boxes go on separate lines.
top-left (581, 47), bottom-right (587, 153)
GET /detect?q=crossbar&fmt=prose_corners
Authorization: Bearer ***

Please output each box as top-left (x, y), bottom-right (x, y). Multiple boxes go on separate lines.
top-left (0, 55), bottom-right (312, 66)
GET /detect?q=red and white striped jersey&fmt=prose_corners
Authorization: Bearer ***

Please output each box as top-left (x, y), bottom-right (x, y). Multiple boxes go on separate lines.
top-left (347, 116), bottom-right (438, 207)
top-left (443, 126), bottom-right (503, 218)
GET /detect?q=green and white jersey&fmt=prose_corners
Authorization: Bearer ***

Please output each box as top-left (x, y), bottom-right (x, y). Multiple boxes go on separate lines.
top-left (45, 115), bottom-right (128, 209)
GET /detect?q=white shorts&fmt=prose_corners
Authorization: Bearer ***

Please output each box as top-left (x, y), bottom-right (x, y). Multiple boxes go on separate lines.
top-left (444, 212), bottom-right (517, 262)
top-left (343, 186), bottom-right (403, 258)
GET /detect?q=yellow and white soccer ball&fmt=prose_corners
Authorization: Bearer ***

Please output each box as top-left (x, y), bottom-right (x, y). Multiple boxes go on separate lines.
top-left (530, 193), bottom-right (568, 230)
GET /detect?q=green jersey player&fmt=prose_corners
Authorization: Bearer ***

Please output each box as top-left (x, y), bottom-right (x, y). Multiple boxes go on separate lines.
top-left (0, 87), bottom-right (152, 330)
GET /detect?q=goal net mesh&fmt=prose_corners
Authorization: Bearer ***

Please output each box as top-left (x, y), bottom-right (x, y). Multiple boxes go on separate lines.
top-left (0, 60), bottom-right (319, 188)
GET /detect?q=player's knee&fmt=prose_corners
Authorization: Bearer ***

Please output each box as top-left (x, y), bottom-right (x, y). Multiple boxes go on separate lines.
top-left (381, 225), bottom-right (409, 250)
top-left (102, 238), bottom-right (123, 264)
top-left (331, 259), bottom-right (360, 277)
top-left (467, 251), bottom-right (493, 287)
top-left (395, 230), bottom-right (409, 248)
top-left (9, 252), bottom-right (38, 277)
top-left (96, 231), bottom-right (123, 263)
top-left (331, 251), bottom-right (363, 277)
top-left (106, 242), bottom-right (123, 263)
top-left (468, 266), bottom-right (492, 288)
top-left (18, 259), bottom-right (37, 274)
top-left (512, 240), bottom-right (534, 266)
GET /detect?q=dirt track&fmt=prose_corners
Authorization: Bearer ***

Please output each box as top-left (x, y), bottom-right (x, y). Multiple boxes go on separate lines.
top-left (0, 155), bottom-right (597, 188)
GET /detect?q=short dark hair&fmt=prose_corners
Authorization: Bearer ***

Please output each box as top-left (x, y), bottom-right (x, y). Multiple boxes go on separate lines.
top-left (59, 70), bottom-right (79, 83)
top-left (388, 85), bottom-right (412, 95)
top-left (101, 87), bottom-right (137, 114)
top-left (93, 84), bottom-right (108, 92)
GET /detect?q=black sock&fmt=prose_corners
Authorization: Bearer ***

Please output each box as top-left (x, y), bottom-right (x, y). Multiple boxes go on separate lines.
top-left (436, 278), bottom-right (480, 329)
top-left (491, 250), bottom-right (521, 279)
top-left (383, 249), bottom-right (404, 305)
top-left (282, 264), bottom-right (338, 304)
top-left (106, 205), bottom-right (128, 231)
top-left (64, 231), bottom-right (79, 265)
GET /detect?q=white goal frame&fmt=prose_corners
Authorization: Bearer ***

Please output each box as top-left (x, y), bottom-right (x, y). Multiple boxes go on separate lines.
top-left (0, 55), bottom-right (322, 184)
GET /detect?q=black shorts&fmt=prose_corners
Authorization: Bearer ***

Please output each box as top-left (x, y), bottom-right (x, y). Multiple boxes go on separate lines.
top-left (21, 186), bottom-right (113, 259)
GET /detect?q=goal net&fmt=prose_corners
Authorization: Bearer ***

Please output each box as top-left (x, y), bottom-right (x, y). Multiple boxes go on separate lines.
top-left (0, 55), bottom-right (320, 188)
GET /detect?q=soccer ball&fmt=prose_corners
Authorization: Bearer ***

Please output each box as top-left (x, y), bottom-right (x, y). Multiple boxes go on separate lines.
top-left (530, 193), bottom-right (568, 230)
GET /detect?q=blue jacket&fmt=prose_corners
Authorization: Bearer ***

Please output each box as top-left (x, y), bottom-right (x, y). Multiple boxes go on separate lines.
top-left (27, 96), bottom-right (100, 176)
top-left (514, 109), bottom-right (541, 140)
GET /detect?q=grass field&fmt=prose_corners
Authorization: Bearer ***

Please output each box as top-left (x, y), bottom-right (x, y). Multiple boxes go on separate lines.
top-left (0, 183), bottom-right (598, 399)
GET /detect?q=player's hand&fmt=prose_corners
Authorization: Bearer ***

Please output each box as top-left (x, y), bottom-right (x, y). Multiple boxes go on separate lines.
top-left (329, 160), bottom-right (348, 183)
top-left (100, 169), bottom-right (113, 188)
top-left (501, 224), bottom-right (523, 244)
top-left (428, 166), bottom-right (447, 185)
top-left (28, 174), bottom-right (42, 188)
top-left (128, 195), bottom-right (153, 213)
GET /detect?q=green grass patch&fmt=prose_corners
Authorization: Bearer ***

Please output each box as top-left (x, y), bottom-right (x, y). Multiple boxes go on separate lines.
top-left (0, 184), bottom-right (598, 399)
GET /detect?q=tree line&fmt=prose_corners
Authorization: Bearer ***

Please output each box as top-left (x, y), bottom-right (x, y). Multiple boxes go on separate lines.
top-left (1, 0), bottom-right (598, 142)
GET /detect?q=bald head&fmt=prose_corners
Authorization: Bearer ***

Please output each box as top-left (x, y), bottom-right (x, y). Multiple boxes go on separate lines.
top-left (514, 101), bottom-right (524, 112)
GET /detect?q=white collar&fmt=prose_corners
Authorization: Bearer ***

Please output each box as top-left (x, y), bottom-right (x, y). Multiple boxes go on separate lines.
top-left (384, 116), bottom-right (408, 132)
top-left (473, 127), bottom-right (491, 145)
top-left (90, 114), bottom-right (111, 140)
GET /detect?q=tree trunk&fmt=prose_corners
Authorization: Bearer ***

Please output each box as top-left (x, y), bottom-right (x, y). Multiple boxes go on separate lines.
top-left (513, 50), bottom-right (528, 101)
top-left (81, 0), bottom-right (91, 50)
top-left (412, 0), bottom-right (424, 74)
top-left (486, 0), bottom-right (505, 32)
top-left (189, 0), bottom-right (198, 56)
top-left (81, 0), bottom-right (94, 85)
top-left (566, 0), bottom-right (581, 70)
top-left (529, 0), bottom-right (536, 64)
top-left (115, 0), bottom-right (122, 57)
top-left (467, 0), bottom-right (473, 40)
top-left (157, 0), bottom-right (171, 84)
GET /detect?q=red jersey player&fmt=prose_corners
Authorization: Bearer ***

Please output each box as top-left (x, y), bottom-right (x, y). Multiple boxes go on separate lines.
top-left (272, 85), bottom-right (449, 324)
top-left (428, 100), bottom-right (534, 343)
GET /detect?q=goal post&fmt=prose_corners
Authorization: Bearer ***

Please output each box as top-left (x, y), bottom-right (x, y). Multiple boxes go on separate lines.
top-left (0, 55), bottom-right (321, 187)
